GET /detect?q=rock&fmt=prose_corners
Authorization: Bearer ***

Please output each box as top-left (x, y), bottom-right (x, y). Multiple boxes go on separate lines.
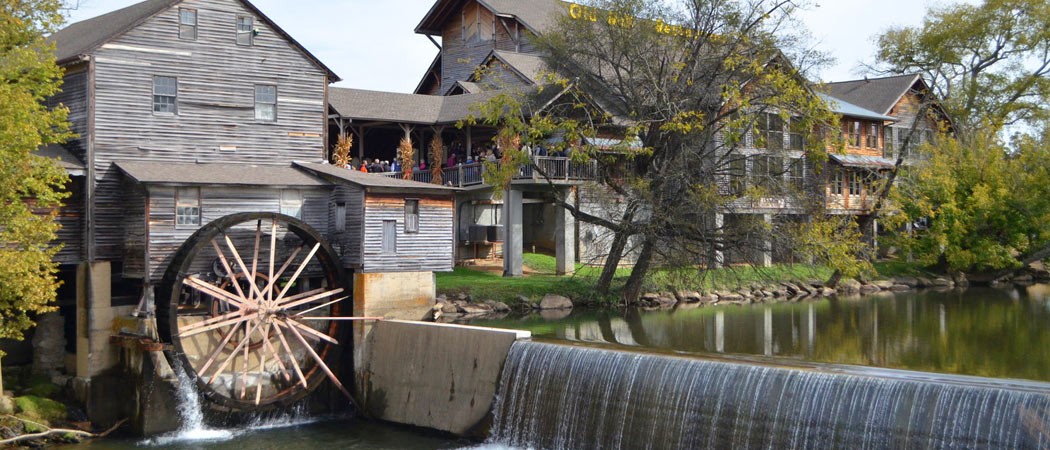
top-left (698, 295), bottom-right (718, 303)
top-left (821, 287), bottom-right (837, 296)
top-left (715, 291), bottom-right (742, 301)
top-left (915, 277), bottom-right (932, 288)
top-left (893, 277), bottom-right (919, 287)
top-left (890, 284), bottom-right (912, 291)
top-left (0, 396), bottom-right (13, 415)
top-left (859, 284), bottom-right (881, 294)
top-left (952, 272), bottom-right (969, 287)
top-left (837, 279), bottom-right (862, 293)
top-left (456, 293), bottom-right (471, 302)
top-left (676, 302), bottom-right (702, 310)
top-left (435, 294), bottom-right (447, 302)
top-left (772, 288), bottom-right (788, 297)
top-left (487, 301), bottom-right (511, 312)
top-left (657, 292), bottom-right (678, 305)
top-left (515, 295), bottom-right (531, 305)
top-left (780, 282), bottom-right (801, 296)
top-left (679, 291), bottom-right (703, 303)
top-left (32, 312), bottom-right (66, 374)
top-left (794, 281), bottom-right (813, 295)
top-left (460, 303), bottom-right (491, 314)
top-left (539, 309), bottom-right (572, 320)
top-left (931, 277), bottom-right (954, 287)
top-left (440, 302), bottom-right (460, 314)
top-left (538, 294), bottom-right (574, 310)
top-left (872, 280), bottom-right (895, 290)
top-left (807, 279), bottom-right (825, 288)
top-left (1012, 273), bottom-right (1034, 282)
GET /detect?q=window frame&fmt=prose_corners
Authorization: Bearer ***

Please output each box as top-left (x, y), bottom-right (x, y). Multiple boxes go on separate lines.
top-left (334, 202), bottom-right (346, 232)
top-left (153, 75), bottom-right (178, 115)
top-left (788, 116), bottom-right (805, 150)
top-left (179, 8), bottom-right (197, 40)
top-left (847, 120), bottom-right (862, 147)
top-left (729, 157), bottom-right (747, 194)
top-left (848, 171), bottom-right (863, 196)
top-left (883, 126), bottom-right (894, 159)
top-left (788, 158), bottom-right (805, 191)
top-left (254, 84), bottom-right (277, 122)
top-left (382, 220), bottom-right (397, 254)
top-left (404, 199), bottom-right (420, 234)
top-left (236, 16), bottom-right (254, 46)
top-left (175, 187), bottom-right (201, 229)
top-left (830, 169), bottom-right (845, 195)
top-left (279, 189), bottom-right (303, 219)
top-left (866, 123), bottom-right (880, 149)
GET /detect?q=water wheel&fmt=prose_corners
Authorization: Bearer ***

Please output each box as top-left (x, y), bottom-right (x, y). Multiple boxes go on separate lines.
top-left (156, 212), bottom-right (366, 411)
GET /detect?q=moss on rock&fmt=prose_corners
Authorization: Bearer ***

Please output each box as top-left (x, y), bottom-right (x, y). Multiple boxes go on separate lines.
top-left (13, 395), bottom-right (67, 424)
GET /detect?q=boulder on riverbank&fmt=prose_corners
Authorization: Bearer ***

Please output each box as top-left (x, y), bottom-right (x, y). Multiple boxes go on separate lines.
top-left (837, 279), bottom-right (862, 293)
top-left (537, 294), bottom-right (574, 310)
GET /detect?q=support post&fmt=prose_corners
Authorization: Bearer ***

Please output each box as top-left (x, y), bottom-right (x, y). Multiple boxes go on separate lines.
top-left (555, 199), bottom-right (576, 276)
top-left (762, 214), bottom-right (773, 268)
top-left (466, 126), bottom-right (473, 159)
top-left (502, 188), bottom-right (523, 277)
top-left (712, 213), bottom-right (724, 269)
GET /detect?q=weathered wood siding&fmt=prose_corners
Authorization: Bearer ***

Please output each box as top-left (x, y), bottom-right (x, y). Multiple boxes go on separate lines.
top-left (121, 181), bottom-right (148, 277)
top-left (53, 178), bottom-right (85, 265)
top-left (362, 194), bottom-right (454, 273)
top-left (48, 64), bottom-right (90, 163)
top-left (438, 0), bottom-right (541, 94)
top-left (145, 185), bottom-right (330, 280)
top-left (89, 0), bottom-right (329, 261)
top-left (327, 185), bottom-right (365, 267)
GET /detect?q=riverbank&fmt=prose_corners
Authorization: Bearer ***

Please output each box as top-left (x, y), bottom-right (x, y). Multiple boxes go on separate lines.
top-left (435, 254), bottom-right (1050, 318)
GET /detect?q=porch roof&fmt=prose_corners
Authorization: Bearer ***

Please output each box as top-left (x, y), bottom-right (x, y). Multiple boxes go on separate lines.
top-left (114, 161), bottom-right (329, 187)
top-left (830, 154), bottom-right (897, 170)
top-left (294, 161), bottom-right (459, 194)
top-left (34, 144), bottom-right (86, 176)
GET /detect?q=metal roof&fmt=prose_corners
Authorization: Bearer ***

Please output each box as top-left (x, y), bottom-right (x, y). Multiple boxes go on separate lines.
top-left (817, 93), bottom-right (898, 122)
top-left (46, 0), bottom-right (340, 80)
top-left (293, 162), bottom-right (459, 193)
top-left (830, 154), bottom-right (896, 170)
top-left (33, 144), bottom-right (86, 176)
top-left (115, 161), bottom-right (329, 186)
top-left (415, 0), bottom-right (565, 36)
top-left (823, 74), bottom-right (922, 116)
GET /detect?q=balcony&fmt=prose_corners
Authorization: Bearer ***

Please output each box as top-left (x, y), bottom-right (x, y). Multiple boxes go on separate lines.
top-left (378, 156), bottom-right (597, 188)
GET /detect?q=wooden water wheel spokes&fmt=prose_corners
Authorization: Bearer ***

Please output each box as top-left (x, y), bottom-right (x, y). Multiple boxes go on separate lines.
top-left (156, 213), bottom-right (379, 411)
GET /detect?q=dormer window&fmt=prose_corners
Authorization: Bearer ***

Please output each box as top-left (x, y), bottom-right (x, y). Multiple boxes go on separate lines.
top-left (237, 16), bottom-right (253, 46)
top-left (179, 9), bottom-right (197, 40)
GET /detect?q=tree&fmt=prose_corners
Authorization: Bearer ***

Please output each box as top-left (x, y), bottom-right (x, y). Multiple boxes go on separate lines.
top-left (0, 0), bottom-right (72, 393)
top-left (465, 0), bottom-right (860, 302)
top-left (872, 0), bottom-right (1050, 278)
top-left (875, 0), bottom-right (1050, 138)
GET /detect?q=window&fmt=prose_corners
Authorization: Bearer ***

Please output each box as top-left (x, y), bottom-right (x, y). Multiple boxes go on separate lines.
top-left (729, 157), bottom-right (746, 194)
top-left (255, 85), bottom-right (276, 121)
top-left (898, 128), bottom-right (909, 157)
top-left (830, 169), bottom-right (844, 195)
top-left (788, 158), bottom-right (805, 190)
top-left (382, 220), bottom-right (396, 254)
top-left (334, 202), bottom-right (346, 232)
top-left (179, 9), bottom-right (197, 40)
top-left (237, 16), bottom-right (253, 46)
top-left (847, 121), bottom-right (861, 147)
top-left (749, 154), bottom-right (768, 187)
top-left (280, 190), bottom-right (302, 219)
top-left (757, 113), bottom-right (783, 150)
top-left (404, 199), bottom-right (419, 233)
top-left (866, 123), bottom-right (880, 149)
top-left (883, 127), bottom-right (894, 159)
top-left (176, 187), bottom-right (201, 227)
top-left (788, 116), bottom-right (805, 150)
top-left (849, 171), bottom-right (862, 196)
top-left (153, 76), bottom-right (177, 114)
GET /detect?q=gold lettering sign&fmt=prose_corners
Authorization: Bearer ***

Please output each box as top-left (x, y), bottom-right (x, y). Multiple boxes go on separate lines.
top-left (568, 3), bottom-right (695, 38)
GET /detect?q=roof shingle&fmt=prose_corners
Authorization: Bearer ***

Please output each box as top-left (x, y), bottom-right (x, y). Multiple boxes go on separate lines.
top-left (823, 74), bottom-right (921, 116)
top-left (115, 161), bottom-right (328, 186)
top-left (294, 162), bottom-right (459, 193)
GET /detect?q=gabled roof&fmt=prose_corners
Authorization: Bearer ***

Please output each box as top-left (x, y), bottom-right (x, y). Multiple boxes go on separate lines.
top-left (33, 144), bottom-right (86, 176)
top-left (415, 0), bottom-right (564, 36)
top-left (294, 162), bottom-right (459, 194)
top-left (477, 50), bottom-right (547, 85)
top-left (47, 0), bottom-right (339, 81)
top-left (328, 87), bottom-right (505, 125)
top-left (115, 161), bottom-right (328, 187)
top-left (413, 52), bottom-right (443, 95)
top-left (817, 93), bottom-right (898, 122)
top-left (823, 74), bottom-right (922, 116)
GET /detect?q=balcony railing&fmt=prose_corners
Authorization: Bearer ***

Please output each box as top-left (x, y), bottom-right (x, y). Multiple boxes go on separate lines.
top-left (376, 156), bottom-right (597, 188)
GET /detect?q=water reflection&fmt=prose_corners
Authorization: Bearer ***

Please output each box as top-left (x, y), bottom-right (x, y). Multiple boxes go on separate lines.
top-left (468, 285), bottom-right (1050, 382)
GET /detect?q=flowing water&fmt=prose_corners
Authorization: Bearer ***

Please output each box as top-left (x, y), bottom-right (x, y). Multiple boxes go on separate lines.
top-left (489, 341), bottom-right (1050, 449)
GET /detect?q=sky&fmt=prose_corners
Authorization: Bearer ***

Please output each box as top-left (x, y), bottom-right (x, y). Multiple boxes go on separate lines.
top-left (61, 0), bottom-right (978, 93)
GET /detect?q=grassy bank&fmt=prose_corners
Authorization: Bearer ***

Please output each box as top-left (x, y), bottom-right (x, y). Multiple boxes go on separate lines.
top-left (436, 253), bottom-right (933, 305)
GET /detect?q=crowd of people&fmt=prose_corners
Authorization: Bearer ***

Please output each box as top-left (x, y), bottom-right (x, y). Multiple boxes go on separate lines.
top-left (340, 140), bottom-right (568, 174)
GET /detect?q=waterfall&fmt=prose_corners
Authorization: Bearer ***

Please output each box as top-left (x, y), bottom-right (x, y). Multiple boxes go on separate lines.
top-left (144, 364), bottom-right (234, 445)
top-left (489, 342), bottom-right (1050, 450)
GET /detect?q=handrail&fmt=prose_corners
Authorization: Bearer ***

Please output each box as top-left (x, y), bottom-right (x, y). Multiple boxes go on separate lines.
top-left (362, 157), bottom-right (596, 188)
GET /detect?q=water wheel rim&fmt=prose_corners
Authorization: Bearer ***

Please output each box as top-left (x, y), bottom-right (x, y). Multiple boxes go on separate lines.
top-left (156, 212), bottom-right (350, 411)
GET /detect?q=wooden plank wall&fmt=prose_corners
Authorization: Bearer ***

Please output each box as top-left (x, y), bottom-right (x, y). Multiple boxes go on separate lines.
top-left (145, 185), bottom-right (330, 281)
top-left (327, 184), bottom-right (365, 267)
top-left (89, 0), bottom-right (328, 261)
top-left (439, 0), bottom-right (536, 94)
top-left (53, 178), bottom-right (85, 265)
top-left (362, 193), bottom-right (454, 273)
top-left (48, 64), bottom-right (90, 163)
top-left (121, 181), bottom-right (148, 277)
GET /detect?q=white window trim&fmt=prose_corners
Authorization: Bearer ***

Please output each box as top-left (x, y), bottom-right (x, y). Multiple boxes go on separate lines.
top-left (179, 8), bottom-right (197, 40)
top-left (236, 16), bottom-right (254, 46)
top-left (255, 84), bottom-right (277, 122)
top-left (175, 187), bottom-right (201, 229)
top-left (152, 75), bottom-right (178, 115)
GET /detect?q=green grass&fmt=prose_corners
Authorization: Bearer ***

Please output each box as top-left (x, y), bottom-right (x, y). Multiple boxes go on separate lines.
top-left (438, 254), bottom-right (942, 305)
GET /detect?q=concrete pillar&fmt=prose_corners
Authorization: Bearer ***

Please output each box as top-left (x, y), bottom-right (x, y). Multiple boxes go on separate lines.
top-left (76, 261), bottom-right (113, 379)
top-left (712, 213), bottom-right (724, 269)
top-left (502, 187), bottom-right (523, 277)
top-left (555, 202), bottom-right (575, 276)
top-left (762, 214), bottom-right (773, 267)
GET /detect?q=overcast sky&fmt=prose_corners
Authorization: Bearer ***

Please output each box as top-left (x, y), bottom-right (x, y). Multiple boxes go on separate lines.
top-left (62, 0), bottom-right (976, 92)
